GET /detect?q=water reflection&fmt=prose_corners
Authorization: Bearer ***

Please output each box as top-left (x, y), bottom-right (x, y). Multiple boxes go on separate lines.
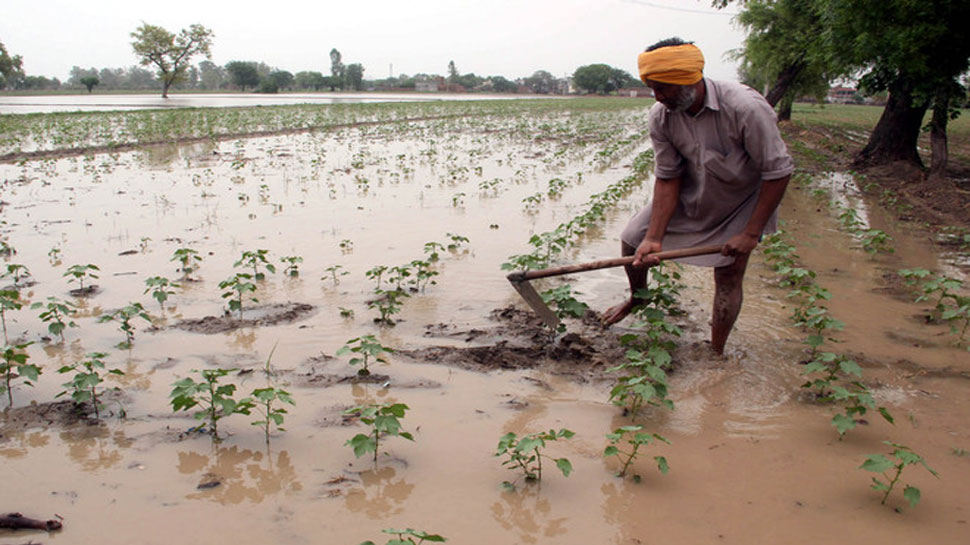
top-left (490, 486), bottom-right (567, 544)
top-left (343, 465), bottom-right (414, 519)
top-left (179, 445), bottom-right (301, 504)
top-left (60, 425), bottom-right (133, 471)
top-left (0, 430), bottom-right (50, 459)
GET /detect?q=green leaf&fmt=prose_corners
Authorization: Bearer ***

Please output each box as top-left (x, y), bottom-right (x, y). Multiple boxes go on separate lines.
top-left (655, 456), bottom-right (669, 474)
top-left (903, 485), bottom-right (921, 507)
top-left (878, 407), bottom-right (895, 424)
top-left (555, 457), bottom-right (572, 477)
top-left (860, 454), bottom-right (894, 473)
top-left (604, 446), bottom-right (619, 457)
top-left (832, 413), bottom-right (856, 436)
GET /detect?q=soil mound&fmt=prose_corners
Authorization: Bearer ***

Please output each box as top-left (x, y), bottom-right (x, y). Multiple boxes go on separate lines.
top-left (174, 302), bottom-right (315, 334)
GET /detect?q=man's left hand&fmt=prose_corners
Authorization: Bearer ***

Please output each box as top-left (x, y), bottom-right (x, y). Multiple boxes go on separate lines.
top-left (722, 232), bottom-right (760, 256)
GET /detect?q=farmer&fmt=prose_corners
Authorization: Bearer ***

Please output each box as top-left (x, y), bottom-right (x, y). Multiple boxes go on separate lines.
top-left (601, 37), bottom-right (794, 355)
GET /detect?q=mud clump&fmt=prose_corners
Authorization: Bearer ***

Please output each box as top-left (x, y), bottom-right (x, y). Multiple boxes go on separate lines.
top-left (398, 307), bottom-right (632, 382)
top-left (174, 302), bottom-right (314, 334)
top-left (0, 400), bottom-right (93, 439)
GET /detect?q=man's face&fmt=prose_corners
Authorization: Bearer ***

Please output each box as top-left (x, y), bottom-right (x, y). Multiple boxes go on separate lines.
top-left (645, 80), bottom-right (696, 112)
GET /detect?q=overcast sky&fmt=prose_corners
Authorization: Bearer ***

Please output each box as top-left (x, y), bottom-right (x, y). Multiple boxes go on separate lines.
top-left (3, 0), bottom-right (744, 83)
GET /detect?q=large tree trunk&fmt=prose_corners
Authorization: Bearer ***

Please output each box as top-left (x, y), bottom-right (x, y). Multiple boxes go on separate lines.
top-left (162, 79), bottom-right (171, 98)
top-left (853, 77), bottom-right (928, 168)
top-left (928, 91), bottom-right (949, 180)
top-left (777, 93), bottom-right (794, 121)
top-left (764, 59), bottom-right (806, 107)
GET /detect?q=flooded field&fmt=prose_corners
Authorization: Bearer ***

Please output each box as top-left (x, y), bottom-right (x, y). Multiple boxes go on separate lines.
top-left (1, 100), bottom-right (968, 545)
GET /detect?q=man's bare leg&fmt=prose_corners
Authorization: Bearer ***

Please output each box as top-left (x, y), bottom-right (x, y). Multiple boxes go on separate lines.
top-left (711, 252), bottom-right (750, 355)
top-left (602, 241), bottom-right (650, 325)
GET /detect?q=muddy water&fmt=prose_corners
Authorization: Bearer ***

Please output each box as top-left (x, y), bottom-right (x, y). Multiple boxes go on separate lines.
top-left (2, 109), bottom-right (969, 545)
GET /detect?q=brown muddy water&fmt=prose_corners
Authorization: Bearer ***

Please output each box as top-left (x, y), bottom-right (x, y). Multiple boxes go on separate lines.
top-left (1, 111), bottom-right (968, 545)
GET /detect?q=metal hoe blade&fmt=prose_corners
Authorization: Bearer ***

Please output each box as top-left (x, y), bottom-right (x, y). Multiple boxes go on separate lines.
top-left (507, 275), bottom-right (560, 330)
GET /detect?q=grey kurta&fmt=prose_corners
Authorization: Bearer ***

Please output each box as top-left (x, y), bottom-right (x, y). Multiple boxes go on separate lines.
top-left (621, 78), bottom-right (795, 267)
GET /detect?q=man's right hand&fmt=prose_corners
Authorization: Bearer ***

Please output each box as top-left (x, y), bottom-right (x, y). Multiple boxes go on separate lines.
top-left (632, 239), bottom-right (663, 267)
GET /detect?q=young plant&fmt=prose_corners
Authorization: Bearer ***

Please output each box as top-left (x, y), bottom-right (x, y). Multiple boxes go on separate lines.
top-left (322, 264), bottom-right (349, 286)
top-left (344, 402), bottom-right (415, 463)
top-left (360, 528), bottom-right (446, 545)
top-left (1, 263), bottom-right (31, 288)
top-left (171, 247), bottom-right (203, 278)
top-left (423, 241), bottom-right (446, 262)
top-left (365, 265), bottom-right (389, 290)
top-left (144, 276), bottom-right (180, 310)
top-left (409, 259), bottom-right (438, 292)
top-left (31, 296), bottom-right (78, 343)
top-left (368, 287), bottom-right (409, 325)
top-left (235, 249), bottom-right (276, 280)
top-left (830, 382), bottom-right (894, 439)
top-left (97, 302), bottom-right (151, 349)
top-left (540, 284), bottom-right (589, 332)
top-left (170, 368), bottom-right (254, 439)
top-left (495, 428), bottom-right (574, 487)
top-left (604, 425), bottom-right (670, 480)
top-left (0, 289), bottom-right (22, 344)
top-left (63, 263), bottom-right (100, 292)
top-left (446, 232), bottom-right (469, 251)
top-left (800, 351), bottom-right (862, 398)
top-left (280, 255), bottom-right (303, 277)
top-left (56, 352), bottom-right (124, 419)
top-left (250, 387), bottom-right (295, 440)
top-left (860, 441), bottom-right (938, 509)
top-left (219, 272), bottom-right (258, 318)
top-left (337, 335), bottom-right (393, 376)
top-left (1, 342), bottom-right (39, 407)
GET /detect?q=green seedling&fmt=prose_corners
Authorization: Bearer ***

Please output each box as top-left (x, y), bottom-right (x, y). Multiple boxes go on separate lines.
top-left (219, 273), bottom-right (258, 319)
top-left (56, 352), bottom-right (124, 419)
top-left (144, 276), bottom-right (179, 310)
top-left (368, 287), bottom-right (409, 325)
top-left (280, 255), bottom-right (303, 276)
top-left (64, 263), bottom-right (100, 292)
top-left (344, 402), bottom-right (414, 463)
top-left (800, 351), bottom-right (862, 398)
top-left (495, 428), bottom-right (574, 487)
top-left (794, 306), bottom-right (844, 358)
top-left (339, 239), bottom-right (354, 252)
top-left (451, 192), bottom-right (465, 206)
top-left (609, 348), bottom-right (675, 418)
top-left (409, 259), bottom-right (438, 291)
top-left (31, 296), bottom-right (78, 343)
top-left (445, 232), bottom-right (469, 251)
top-left (322, 264), bottom-right (349, 286)
top-left (540, 284), bottom-right (589, 332)
top-left (235, 249), bottom-right (276, 280)
top-left (899, 268), bottom-right (969, 345)
top-left (1, 264), bottom-right (31, 287)
top-left (250, 386), bottom-right (295, 440)
top-left (48, 246), bottom-right (62, 265)
top-left (170, 368), bottom-right (254, 440)
top-left (97, 302), bottom-right (151, 349)
top-left (360, 528), bottom-right (446, 545)
top-left (388, 264), bottom-right (412, 291)
top-left (423, 241), bottom-right (446, 262)
top-left (830, 382), bottom-right (894, 439)
top-left (1, 342), bottom-right (39, 407)
top-left (604, 425), bottom-right (670, 479)
top-left (339, 307), bottom-right (355, 319)
top-left (860, 441), bottom-right (938, 509)
top-left (0, 289), bottom-right (22, 344)
top-left (365, 265), bottom-right (389, 290)
top-left (171, 247), bottom-right (202, 278)
top-left (337, 335), bottom-right (393, 376)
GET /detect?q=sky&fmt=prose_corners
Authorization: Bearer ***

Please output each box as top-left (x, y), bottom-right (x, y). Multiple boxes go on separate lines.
top-left (2, 0), bottom-right (745, 83)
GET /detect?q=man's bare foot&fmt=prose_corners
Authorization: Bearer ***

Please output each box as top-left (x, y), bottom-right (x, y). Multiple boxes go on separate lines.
top-left (601, 299), bottom-right (636, 326)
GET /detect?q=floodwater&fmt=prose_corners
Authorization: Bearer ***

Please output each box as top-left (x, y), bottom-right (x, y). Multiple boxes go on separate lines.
top-left (1, 106), bottom-right (969, 545)
top-left (0, 92), bottom-right (540, 114)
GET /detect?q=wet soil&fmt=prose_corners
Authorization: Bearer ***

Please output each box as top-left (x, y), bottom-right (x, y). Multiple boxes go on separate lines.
top-left (172, 302), bottom-right (315, 334)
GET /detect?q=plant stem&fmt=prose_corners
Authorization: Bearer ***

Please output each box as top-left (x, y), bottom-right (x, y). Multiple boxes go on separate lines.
top-left (882, 466), bottom-right (904, 504)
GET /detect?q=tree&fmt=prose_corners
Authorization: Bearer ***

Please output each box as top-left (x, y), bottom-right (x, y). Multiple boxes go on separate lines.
top-left (448, 60), bottom-right (459, 83)
top-left (330, 48), bottom-right (345, 89)
top-left (345, 63), bottom-right (365, 91)
top-left (268, 70), bottom-right (294, 91)
top-left (225, 61), bottom-right (260, 91)
top-left (0, 41), bottom-right (25, 90)
top-left (523, 70), bottom-right (557, 94)
top-left (573, 64), bottom-right (616, 94)
top-left (295, 70), bottom-right (326, 90)
top-left (80, 76), bottom-right (99, 93)
top-left (130, 23), bottom-right (214, 98)
top-left (198, 60), bottom-right (226, 90)
top-left (486, 75), bottom-right (518, 93)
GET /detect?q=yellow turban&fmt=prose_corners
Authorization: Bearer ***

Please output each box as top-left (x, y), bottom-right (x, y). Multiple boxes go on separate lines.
top-left (638, 44), bottom-right (705, 85)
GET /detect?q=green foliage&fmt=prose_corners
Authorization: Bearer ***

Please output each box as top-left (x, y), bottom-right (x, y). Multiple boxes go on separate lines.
top-left (235, 249), bottom-right (276, 280)
top-left (1, 342), bottom-right (39, 407)
top-left (860, 442), bottom-right (938, 509)
top-left (0, 289), bottom-right (22, 344)
top-left (56, 352), bottom-right (124, 419)
top-left (337, 335), bottom-right (392, 376)
top-left (250, 386), bottom-right (295, 439)
top-left (170, 368), bottom-right (254, 439)
top-left (344, 402), bottom-right (414, 462)
top-left (131, 22), bottom-right (213, 97)
top-left (97, 302), bottom-right (151, 349)
top-left (368, 287), bottom-right (409, 325)
top-left (359, 528), bottom-right (446, 545)
top-left (1, 263), bottom-right (31, 287)
top-left (280, 255), bottom-right (303, 277)
top-left (573, 63), bottom-right (636, 94)
top-left (219, 273), bottom-right (258, 318)
top-left (495, 428), bottom-right (574, 487)
top-left (540, 284), bottom-right (589, 332)
top-left (63, 263), bottom-right (100, 291)
top-left (899, 268), bottom-right (970, 348)
top-left (31, 296), bottom-right (78, 342)
top-left (829, 382), bottom-right (894, 439)
top-left (322, 264), bottom-right (349, 286)
top-left (171, 247), bottom-right (202, 278)
top-left (144, 276), bottom-right (179, 309)
top-left (604, 425), bottom-right (670, 479)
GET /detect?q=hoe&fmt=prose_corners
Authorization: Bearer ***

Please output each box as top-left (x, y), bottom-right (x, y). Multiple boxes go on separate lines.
top-left (506, 244), bottom-right (722, 329)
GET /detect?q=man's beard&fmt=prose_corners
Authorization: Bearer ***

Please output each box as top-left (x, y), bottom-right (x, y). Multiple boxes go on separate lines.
top-left (666, 86), bottom-right (697, 112)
